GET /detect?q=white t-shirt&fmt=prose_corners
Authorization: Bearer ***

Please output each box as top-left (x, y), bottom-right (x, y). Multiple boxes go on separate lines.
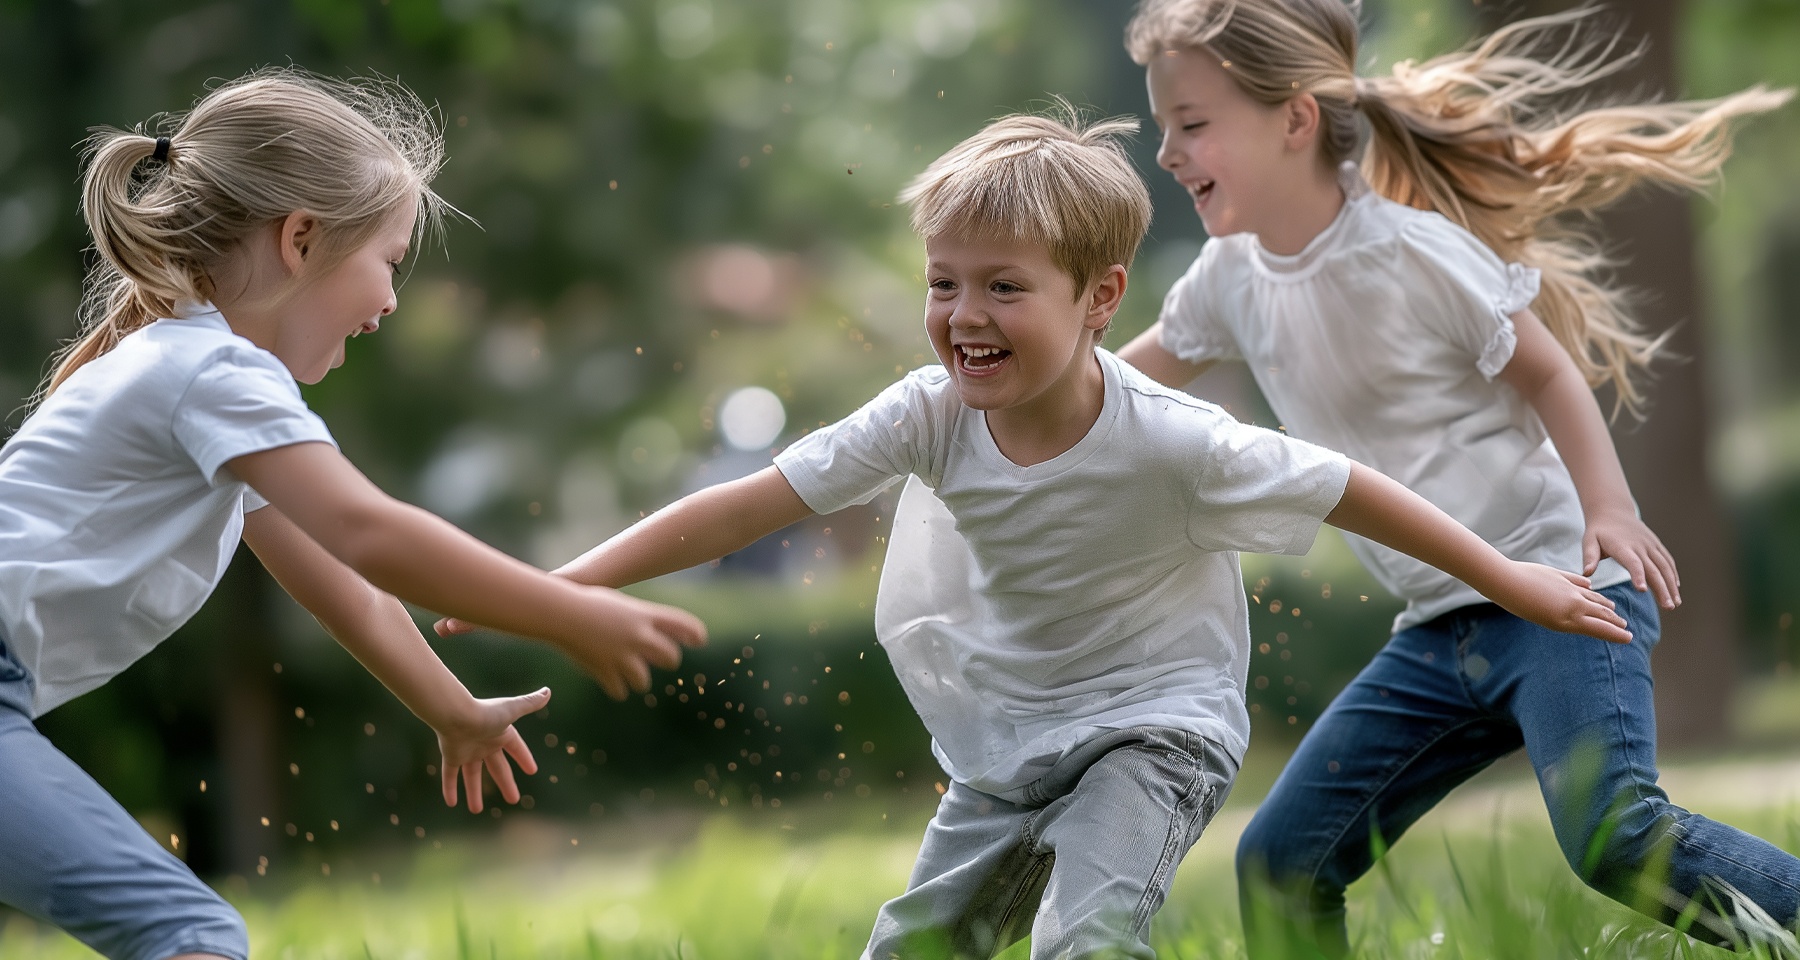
top-left (775, 350), bottom-right (1350, 798)
top-left (0, 302), bottom-right (335, 715)
top-left (1159, 164), bottom-right (1630, 632)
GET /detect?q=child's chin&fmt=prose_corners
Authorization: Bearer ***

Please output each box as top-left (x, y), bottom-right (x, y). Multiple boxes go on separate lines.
top-left (1198, 210), bottom-right (1241, 237)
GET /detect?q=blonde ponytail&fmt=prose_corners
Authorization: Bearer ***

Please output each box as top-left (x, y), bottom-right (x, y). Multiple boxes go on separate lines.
top-left (39, 68), bottom-right (450, 401)
top-left (1126, 1), bottom-right (1792, 417)
top-left (1354, 9), bottom-right (1790, 416)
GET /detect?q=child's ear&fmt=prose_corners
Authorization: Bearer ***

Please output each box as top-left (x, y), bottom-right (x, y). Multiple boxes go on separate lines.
top-left (278, 210), bottom-right (321, 276)
top-left (1084, 264), bottom-right (1129, 330)
top-left (1283, 93), bottom-right (1321, 153)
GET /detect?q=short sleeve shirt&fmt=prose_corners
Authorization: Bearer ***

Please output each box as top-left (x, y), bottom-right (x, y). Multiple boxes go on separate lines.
top-left (776, 350), bottom-right (1350, 797)
top-left (0, 302), bottom-right (335, 715)
top-left (1159, 164), bottom-right (1628, 630)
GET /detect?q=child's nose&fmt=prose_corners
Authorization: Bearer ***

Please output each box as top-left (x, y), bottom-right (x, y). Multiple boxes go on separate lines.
top-left (1156, 133), bottom-right (1181, 171)
top-left (948, 300), bottom-right (988, 329)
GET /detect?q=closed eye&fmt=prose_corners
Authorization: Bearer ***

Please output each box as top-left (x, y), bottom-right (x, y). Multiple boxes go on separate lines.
top-left (1181, 121), bottom-right (1208, 132)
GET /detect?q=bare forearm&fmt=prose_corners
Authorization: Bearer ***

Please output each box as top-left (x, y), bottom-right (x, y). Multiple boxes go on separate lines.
top-left (1117, 322), bottom-right (1215, 389)
top-left (246, 511), bottom-right (475, 730)
top-left (557, 467), bottom-right (814, 587)
top-left (340, 500), bottom-right (603, 638)
top-left (1522, 364), bottom-right (1636, 517)
top-left (1325, 463), bottom-right (1513, 593)
top-left (326, 592), bottom-right (476, 727)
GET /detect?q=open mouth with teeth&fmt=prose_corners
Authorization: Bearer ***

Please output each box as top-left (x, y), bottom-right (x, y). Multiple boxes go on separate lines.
top-left (957, 344), bottom-right (1012, 373)
top-left (1191, 180), bottom-right (1214, 207)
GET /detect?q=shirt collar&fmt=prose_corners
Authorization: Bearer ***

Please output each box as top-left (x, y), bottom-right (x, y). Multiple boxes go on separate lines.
top-left (170, 300), bottom-right (231, 330)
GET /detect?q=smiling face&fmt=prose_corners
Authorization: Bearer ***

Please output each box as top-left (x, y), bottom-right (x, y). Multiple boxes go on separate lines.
top-left (924, 232), bottom-right (1118, 419)
top-left (274, 206), bottom-right (416, 384)
top-left (1147, 47), bottom-right (1297, 239)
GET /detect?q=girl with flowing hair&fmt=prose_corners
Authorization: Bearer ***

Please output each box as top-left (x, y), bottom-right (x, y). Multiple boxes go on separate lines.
top-left (1109, 0), bottom-right (1795, 952)
top-left (0, 69), bottom-right (704, 959)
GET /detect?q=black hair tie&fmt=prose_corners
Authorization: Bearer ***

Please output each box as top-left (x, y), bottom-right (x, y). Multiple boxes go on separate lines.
top-left (151, 136), bottom-right (171, 163)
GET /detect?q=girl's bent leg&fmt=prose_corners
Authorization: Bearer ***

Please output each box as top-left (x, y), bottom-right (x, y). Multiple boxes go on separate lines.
top-left (0, 703), bottom-right (247, 960)
top-left (1236, 621), bottom-right (1522, 960)
top-left (1499, 583), bottom-right (1800, 947)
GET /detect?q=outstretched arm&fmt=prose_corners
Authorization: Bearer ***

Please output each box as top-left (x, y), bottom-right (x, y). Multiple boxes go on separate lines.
top-left (1497, 308), bottom-right (1680, 608)
top-left (559, 466), bottom-right (814, 587)
top-left (229, 442), bottom-right (706, 699)
top-left (243, 506), bottom-right (544, 813)
top-left (1117, 322), bottom-right (1216, 389)
top-left (437, 466), bottom-right (814, 637)
top-left (1326, 462), bottom-right (1632, 643)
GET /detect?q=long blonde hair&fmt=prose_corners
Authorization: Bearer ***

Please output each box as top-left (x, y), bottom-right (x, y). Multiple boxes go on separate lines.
top-left (1126, 1), bottom-right (1791, 416)
top-left (42, 67), bottom-right (450, 399)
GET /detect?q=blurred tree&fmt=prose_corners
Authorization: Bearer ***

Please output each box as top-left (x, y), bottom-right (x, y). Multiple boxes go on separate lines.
top-left (0, 0), bottom-right (1180, 880)
top-left (1472, 0), bottom-right (1738, 746)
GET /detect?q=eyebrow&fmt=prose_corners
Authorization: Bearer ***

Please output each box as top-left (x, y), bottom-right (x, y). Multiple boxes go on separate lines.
top-left (927, 259), bottom-right (1028, 274)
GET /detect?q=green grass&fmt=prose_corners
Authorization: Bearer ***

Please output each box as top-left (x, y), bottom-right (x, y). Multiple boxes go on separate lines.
top-left (8, 752), bottom-right (1800, 958)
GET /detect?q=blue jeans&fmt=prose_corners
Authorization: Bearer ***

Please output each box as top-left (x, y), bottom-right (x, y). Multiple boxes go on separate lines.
top-left (866, 727), bottom-right (1236, 960)
top-left (0, 636), bottom-right (247, 960)
top-left (1237, 582), bottom-right (1800, 956)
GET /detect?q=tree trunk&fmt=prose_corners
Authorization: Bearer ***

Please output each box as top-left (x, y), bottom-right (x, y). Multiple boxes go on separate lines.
top-left (212, 548), bottom-right (284, 877)
top-left (1471, 0), bottom-right (1739, 747)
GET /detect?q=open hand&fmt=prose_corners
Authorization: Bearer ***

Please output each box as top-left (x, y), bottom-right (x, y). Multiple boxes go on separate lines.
top-left (435, 687), bottom-right (552, 813)
top-left (1584, 511), bottom-right (1680, 610)
top-left (556, 592), bottom-right (707, 699)
top-left (435, 590), bottom-right (706, 701)
top-left (1494, 562), bottom-right (1632, 644)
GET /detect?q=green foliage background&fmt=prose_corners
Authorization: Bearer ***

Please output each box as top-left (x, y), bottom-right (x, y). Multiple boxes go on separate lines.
top-left (0, 0), bottom-right (1794, 895)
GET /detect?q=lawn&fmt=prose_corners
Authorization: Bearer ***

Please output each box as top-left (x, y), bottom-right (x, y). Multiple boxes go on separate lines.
top-left (7, 749), bottom-right (1800, 959)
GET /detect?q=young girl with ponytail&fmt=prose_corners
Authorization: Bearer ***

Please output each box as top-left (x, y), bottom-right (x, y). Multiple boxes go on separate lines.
top-left (0, 69), bottom-right (704, 960)
top-left (1109, 0), bottom-right (1793, 952)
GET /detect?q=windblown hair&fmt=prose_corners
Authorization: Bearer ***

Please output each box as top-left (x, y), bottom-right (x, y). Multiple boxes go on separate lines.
top-left (1126, 0), bottom-right (1791, 416)
top-left (898, 101), bottom-right (1154, 321)
top-left (41, 67), bottom-right (450, 398)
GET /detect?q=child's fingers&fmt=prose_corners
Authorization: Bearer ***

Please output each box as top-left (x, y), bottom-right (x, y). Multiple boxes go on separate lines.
top-left (463, 762), bottom-right (485, 814)
top-left (501, 728), bottom-right (538, 776)
top-left (485, 751), bottom-right (522, 804)
top-left (495, 687), bottom-right (552, 725)
top-left (1559, 569), bottom-right (1593, 589)
top-left (593, 665), bottom-right (628, 701)
top-left (1649, 543), bottom-right (1682, 606)
top-left (1583, 614), bottom-right (1632, 644)
top-left (642, 632), bottom-right (684, 672)
top-left (441, 760), bottom-right (459, 808)
top-left (1582, 531), bottom-right (1601, 576)
top-left (669, 609), bottom-right (708, 647)
top-left (1578, 586), bottom-right (1613, 609)
top-left (1618, 549), bottom-right (1649, 593)
top-left (622, 656), bottom-right (653, 694)
top-left (1641, 553), bottom-right (1676, 610)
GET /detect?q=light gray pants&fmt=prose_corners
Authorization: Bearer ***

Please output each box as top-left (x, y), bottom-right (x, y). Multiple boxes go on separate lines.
top-left (0, 635), bottom-right (247, 960)
top-left (864, 727), bottom-right (1236, 960)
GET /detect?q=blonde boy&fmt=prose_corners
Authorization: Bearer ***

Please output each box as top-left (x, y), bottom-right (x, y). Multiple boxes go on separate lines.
top-left (458, 110), bottom-right (1627, 958)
